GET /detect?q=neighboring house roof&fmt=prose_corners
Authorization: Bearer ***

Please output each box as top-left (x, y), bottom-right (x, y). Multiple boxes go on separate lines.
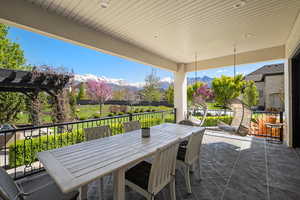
top-left (245, 63), bottom-right (284, 82)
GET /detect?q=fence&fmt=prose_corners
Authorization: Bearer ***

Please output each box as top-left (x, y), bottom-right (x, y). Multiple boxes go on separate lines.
top-left (0, 110), bottom-right (175, 180)
top-left (249, 111), bottom-right (284, 142)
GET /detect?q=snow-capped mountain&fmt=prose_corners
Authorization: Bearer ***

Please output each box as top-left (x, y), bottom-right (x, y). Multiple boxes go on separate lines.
top-left (74, 74), bottom-right (173, 90)
top-left (74, 74), bottom-right (213, 91)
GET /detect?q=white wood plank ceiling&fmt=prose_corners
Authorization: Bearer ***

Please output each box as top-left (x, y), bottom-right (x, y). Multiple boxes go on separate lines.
top-left (22, 0), bottom-right (300, 63)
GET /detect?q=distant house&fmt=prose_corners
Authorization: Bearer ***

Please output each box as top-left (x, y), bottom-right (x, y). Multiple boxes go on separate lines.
top-left (245, 63), bottom-right (284, 111)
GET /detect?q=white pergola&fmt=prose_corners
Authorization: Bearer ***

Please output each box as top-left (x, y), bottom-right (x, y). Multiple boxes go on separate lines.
top-left (1, 0), bottom-right (300, 147)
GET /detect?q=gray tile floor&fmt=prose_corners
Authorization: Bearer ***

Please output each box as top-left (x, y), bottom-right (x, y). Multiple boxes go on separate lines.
top-left (20, 131), bottom-right (300, 200)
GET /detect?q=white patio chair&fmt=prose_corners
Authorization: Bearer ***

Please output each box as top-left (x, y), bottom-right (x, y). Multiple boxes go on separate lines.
top-left (83, 125), bottom-right (112, 200)
top-left (176, 129), bottom-right (205, 194)
top-left (84, 125), bottom-right (112, 140)
top-left (0, 168), bottom-right (78, 200)
top-left (123, 121), bottom-right (141, 132)
top-left (125, 139), bottom-right (180, 200)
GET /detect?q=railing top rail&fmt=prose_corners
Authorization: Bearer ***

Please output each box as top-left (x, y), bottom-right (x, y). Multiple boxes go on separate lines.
top-left (0, 109), bottom-right (174, 134)
top-left (253, 111), bottom-right (283, 114)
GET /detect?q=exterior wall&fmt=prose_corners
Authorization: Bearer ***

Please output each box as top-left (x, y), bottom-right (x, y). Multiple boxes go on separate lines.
top-left (264, 75), bottom-right (284, 110)
top-left (254, 82), bottom-right (265, 108)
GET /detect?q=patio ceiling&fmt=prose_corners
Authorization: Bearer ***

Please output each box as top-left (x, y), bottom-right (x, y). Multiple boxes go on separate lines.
top-left (0, 0), bottom-right (299, 71)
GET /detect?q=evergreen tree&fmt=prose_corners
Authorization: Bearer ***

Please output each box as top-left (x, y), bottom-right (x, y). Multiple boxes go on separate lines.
top-left (0, 24), bottom-right (27, 124)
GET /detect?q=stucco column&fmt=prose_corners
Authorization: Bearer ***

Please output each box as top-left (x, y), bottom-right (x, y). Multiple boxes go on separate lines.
top-left (284, 59), bottom-right (293, 147)
top-left (174, 63), bottom-right (187, 122)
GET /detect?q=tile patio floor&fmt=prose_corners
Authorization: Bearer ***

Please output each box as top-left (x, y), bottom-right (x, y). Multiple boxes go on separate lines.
top-left (19, 131), bottom-right (300, 200)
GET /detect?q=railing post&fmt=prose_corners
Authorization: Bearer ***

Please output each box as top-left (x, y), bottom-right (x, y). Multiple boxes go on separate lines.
top-left (280, 112), bottom-right (283, 142)
top-left (174, 108), bottom-right (177, 123)
top-left (129, 113), bottom-right (133, 121)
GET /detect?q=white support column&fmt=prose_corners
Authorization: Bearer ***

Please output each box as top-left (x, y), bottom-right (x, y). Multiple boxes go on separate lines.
top-left (174, 63), bottom-right (187, 123)
top-left (284, 59), bottom-right (293, 147)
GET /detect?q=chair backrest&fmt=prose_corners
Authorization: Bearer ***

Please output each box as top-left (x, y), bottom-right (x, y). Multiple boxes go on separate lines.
top-left (123, 121), bottom-right (141, 132)
top-left (178, 120), bottom-right (195, 126)
top-left (148, 140), bottom-right (180, 195)
top-left (185, 129), bottom-right (205, 164)
top-left (0, 167), bottom-right (21, 200)
top-left (84, 125), bottom-right (112, 141)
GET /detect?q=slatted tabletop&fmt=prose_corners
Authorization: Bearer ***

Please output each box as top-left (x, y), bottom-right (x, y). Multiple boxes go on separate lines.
top-left (37, 123), bottom-right (204, 199)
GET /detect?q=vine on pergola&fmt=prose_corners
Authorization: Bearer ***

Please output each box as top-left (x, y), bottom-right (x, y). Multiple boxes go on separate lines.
top-left (0, 65), bottom-right (74, 126)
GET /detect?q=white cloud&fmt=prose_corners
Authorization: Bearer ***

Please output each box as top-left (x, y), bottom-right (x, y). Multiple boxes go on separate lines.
top-left (216, 69), bottom-right (228, 73)
top-left (237, 71), bottom-right (246, 76)
top-left (160, 77), bottom-right (173, 83)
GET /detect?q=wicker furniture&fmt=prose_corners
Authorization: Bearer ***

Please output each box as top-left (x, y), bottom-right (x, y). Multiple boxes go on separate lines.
top-left (176, 129), bottom-right (205, 194)
top-left (125, 140), bottom-right (180, 200)
top-left (37, 123), bottom-right (203, 200)
top-left (215, 99), bottom-right (253, 136)
top-left (83, 125), bottom-right (112, 200)
top-left (0, 168), bottom-right (78, 200)
top-left (123, 121), bottom-right (141, 132)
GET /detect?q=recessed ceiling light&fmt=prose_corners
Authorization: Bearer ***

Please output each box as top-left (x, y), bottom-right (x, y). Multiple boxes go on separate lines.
top-left (244, 33), bottom-right (254, 38)
top-left (100, 0), bottom-right (110, 8)
top-left (233, 0), bottom-right (246, 8)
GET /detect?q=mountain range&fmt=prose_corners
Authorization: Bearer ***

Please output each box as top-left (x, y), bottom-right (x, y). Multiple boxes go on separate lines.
top-left (74, 74), bottom-right (213, 91)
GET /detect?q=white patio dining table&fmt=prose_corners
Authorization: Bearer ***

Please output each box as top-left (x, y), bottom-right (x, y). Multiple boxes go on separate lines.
top-left (37, 123), bottom-right (204, 200)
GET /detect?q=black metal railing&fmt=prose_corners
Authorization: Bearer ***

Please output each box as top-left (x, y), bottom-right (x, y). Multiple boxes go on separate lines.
top-left (249, 111), bottom-right (284, 142)
top-left (0, 109), bottom-right (175, 180)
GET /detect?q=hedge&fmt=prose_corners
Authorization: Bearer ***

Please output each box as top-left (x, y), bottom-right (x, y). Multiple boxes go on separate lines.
top-left (200, 116), bottom-right (233, 126)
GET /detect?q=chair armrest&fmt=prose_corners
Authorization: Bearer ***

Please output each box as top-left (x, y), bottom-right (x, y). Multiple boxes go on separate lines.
top-left (17, 181), bottom-right (55, 198)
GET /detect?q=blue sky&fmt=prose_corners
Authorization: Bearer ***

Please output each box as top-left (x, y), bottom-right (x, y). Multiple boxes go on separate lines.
top-left (8, 26), bottom-right (283, 83)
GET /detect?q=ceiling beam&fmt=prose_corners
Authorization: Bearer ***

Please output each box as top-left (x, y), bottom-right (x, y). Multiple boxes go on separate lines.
top-left (0, 0), bottom-right (177, 72)
top-left (185, 45), bottom-right (286, 72)
top-left (286, 11), bottom-right (300, 58)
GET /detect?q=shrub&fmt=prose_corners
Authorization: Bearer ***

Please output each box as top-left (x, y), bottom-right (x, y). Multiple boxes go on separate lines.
top-left (118, 112), bottom-right (124, 115)
top-left (107, 112), bottom-right (115, 117)
top-left (196, 116), bottom-right (232, 127)
top-left (79, 116), bottom-right (88, 120)
top-left (93, 113), bottom-right (101, 118)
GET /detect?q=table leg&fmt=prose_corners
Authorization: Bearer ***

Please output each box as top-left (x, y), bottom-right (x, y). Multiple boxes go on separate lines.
top-left (113, 168), bottom-right (125, 200)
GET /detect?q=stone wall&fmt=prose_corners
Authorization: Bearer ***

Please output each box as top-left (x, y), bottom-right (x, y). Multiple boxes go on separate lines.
top-left (265, 75), bottom-right (284, 110)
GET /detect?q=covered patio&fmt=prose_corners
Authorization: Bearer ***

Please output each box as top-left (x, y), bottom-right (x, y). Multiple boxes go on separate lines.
top-left (19, 131), bottom-right (300, 200)
top-left (1, 0), bottom-right (300, 200)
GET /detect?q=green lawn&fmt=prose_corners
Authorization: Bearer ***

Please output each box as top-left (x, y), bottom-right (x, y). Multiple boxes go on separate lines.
top-left (15, 104), bottom-right (172, 125)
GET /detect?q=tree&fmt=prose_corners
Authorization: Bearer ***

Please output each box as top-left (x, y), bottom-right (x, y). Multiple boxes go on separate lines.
top-left (112, 89), bottom-right (125, 100)
top-left (165, 84), bottom-right (174, 105)
top-left (212, 74), bottom-right (246, 108)
top-left (0, 24), bottom-right (27, 124)
top-left (242, 80), bottom-right (258, 107)
top-left (86, 80), bottom-right (112, 116)
top-left (187, 82), bottom-right (204, 104)
top-left (77, 82), bottom-right (86, 101)
top-left (141, 70), bottom-right (162, 102)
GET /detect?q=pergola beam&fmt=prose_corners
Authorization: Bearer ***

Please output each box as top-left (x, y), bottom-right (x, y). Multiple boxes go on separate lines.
top-left (0, 0), bottom-right (177, 72)
top-left (185, 45), bottom-right (285, 72)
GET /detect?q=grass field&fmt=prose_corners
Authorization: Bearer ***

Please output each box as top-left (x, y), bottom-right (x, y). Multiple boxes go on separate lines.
top-left (15, 104), bottom-right (172, 124)
top-left (14, 102), bottom-right (222, 125)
